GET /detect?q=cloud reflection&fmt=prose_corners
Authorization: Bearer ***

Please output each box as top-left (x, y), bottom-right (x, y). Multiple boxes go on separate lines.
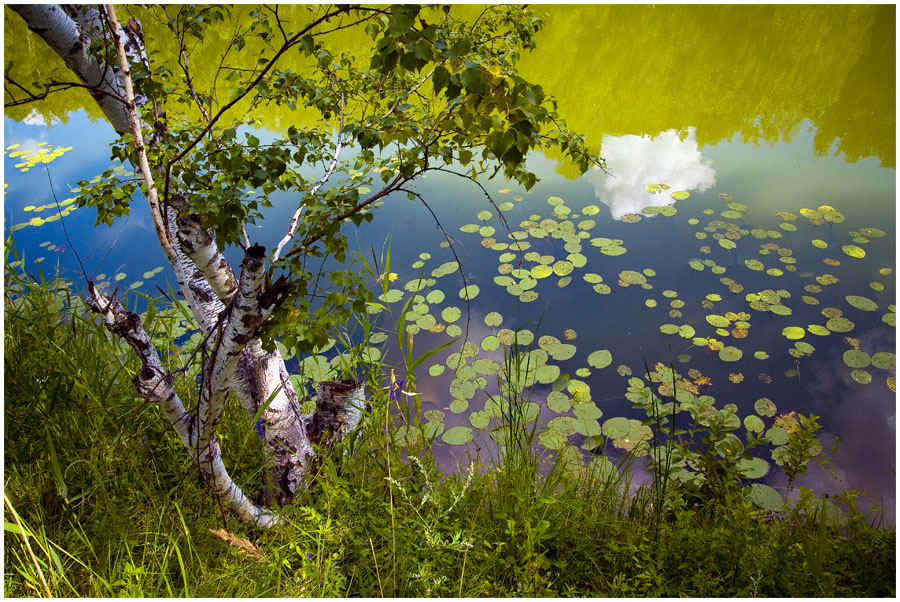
top-left (589, 128), bottom-right (716, 219)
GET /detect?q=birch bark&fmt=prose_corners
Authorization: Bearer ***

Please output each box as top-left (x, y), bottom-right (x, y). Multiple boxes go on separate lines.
top-left (12, 4), bottom-right (367, 526)
top-left (11, 4), bottom-right (131, 134)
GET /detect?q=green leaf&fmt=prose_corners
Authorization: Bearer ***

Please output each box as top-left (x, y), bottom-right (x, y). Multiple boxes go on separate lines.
top-left (411, 337), bottom-right (460, 369)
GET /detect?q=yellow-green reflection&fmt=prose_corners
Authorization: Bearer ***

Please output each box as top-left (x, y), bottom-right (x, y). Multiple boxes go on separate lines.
top-left (520, 4), bottom-right (895, 169)
top-left (5, 5), bottom-right (894, 167)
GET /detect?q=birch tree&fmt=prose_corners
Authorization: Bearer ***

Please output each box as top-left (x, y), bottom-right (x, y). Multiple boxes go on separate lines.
top-left (7, 4), bottom-right (601, 527)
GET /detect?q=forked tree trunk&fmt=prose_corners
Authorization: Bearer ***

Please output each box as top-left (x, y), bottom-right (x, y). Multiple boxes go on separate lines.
top-left (12, 4), bottom-right (368, 526)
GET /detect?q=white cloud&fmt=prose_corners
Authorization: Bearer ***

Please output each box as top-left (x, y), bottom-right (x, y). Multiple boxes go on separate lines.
top-left (12, 136), bottom-right (45, 153)
top-left (22, 109), bottom-right (58, 127)
top-left (587, 128), bottom-right (716, 220)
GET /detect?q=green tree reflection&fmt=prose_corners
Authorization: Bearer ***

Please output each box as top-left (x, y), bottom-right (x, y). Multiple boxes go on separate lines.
top-left (5, 5), bottom-right (893, 167)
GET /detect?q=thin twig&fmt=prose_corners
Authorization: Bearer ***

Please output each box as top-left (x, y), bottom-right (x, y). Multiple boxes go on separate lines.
top-left (273, 81), bottom-right (347, 262)
top-left (163, 6), bottom-right (353, 204)
top-left (285, 172), bottom-right (407, 258)
top-left (380, 59), bottom-right (447, 120)
top-left (397, 186), bottom-right (472, 347)
top-left (163, 5), bottom-right (211, 123)
top-left (104, 4), bottom-right (177, 264)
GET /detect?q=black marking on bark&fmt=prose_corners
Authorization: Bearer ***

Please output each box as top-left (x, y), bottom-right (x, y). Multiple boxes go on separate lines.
top-left (246, 244), bottom-right (266, 260)
top-left (235, 354), bottom-right (265, 411)
top-left (307, 379), bottom-right (359, 448)
top-left (189, 281), bottom-right (214, 303)
top-left (258, 275), bottom-right (290, 310)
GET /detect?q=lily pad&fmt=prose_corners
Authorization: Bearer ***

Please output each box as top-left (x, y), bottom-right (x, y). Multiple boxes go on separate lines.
top-left (573, 402), bottom-right (603, 420)
top-left (851, 369), bottom-right (872, 384)
top-left (744, 415), bottom-right (765, 433)
top-left (449, 398), bottom-right (468, 413)
top-left (484, 311), bottom-right (503, 327)
top-left (481, 335), bottom-right (500, 352)
top-left (538, 429), bottom-right (569, 450)
top-left (846, 295), bottom-right (877, 311)
top-left (600, 245), bottom-right (627, 257)
top-left (842, 349), bottom-right (871, 369)
top-left (781, 326), bottom-right (805, 340)
top-left (754, 397), bottom-right (777, 417)
top-left (535, 364), bottom-right (561, 384)
top-left (441, 306), bottom-right (461, 323)
top-left (719, 346), bottom-right (742, 362)
top-left (738, 457), bottom-right (770, 479)
top-left (587, 349), bottom-right (613, 369)
top-left (552, 261), bottom-right (574, 276)
top-left (744, 259), bottom-right (765, 271)
top-left (871, 352), bottom-right (895, 370)
top-left (459, 285), bottom-right (480, 300)
top-left (531, 264), bottom-right (554, 279)
top-left (619, 270), bottom-right (647, 285)
top-left (602, 416), bottom-right (630, 439)
top-left (841, 244), bottom-right (866, 259)
top-left (823, 210), bottom-right (845, 223)
top-left (469, 411), bottom-right (491, 429)
top-left (794, 342), bottom-right (815, 355)
top-left (441, 426), bottom-right (474, 445)
top-left (547, 343), bottom-right (577, 361)
top-left (747, 483), bottom-right (785, 511)
top-left (546, 391), bottom-right (572, 413)
top-left (706, 314), bottom-right (731, 328)
top-left (825, 317), bottom-right (854, 332)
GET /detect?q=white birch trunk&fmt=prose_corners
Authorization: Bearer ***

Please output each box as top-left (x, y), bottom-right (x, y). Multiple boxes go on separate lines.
top-left (16, 4), bottom-right (368, 526)
top-left (11, 4), bottom-right (131, 134)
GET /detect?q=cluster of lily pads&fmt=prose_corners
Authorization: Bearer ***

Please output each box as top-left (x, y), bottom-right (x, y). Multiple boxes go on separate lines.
top-left (6, 143), bottom-right (84, 234)
top-left (283, 184), bottom-right (895, 497)
top-left (448, 190), bottom-right (895, 392)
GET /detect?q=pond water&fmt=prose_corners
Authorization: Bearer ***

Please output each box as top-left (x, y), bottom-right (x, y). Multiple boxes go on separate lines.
top-left (4, 5), bottom-right (895, 520)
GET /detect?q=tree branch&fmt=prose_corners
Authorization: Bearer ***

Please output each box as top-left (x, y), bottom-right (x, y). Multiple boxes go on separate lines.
top-left (163, 5), bottom-right (212, 124)
top-left (85, 282), bottom-right (276, 527)
top-left (9, 4), bottom-right (131, 133)
top-left (163, 6), bottom-right (353, 205)
top-left (284, 172), bottom-right (407, 259)
top-left (105, 4), bottom-right (177, 264)
top-left (176, 213), bottom-right (239, 302)
top-left (272, 81), bottom-right (347, 262)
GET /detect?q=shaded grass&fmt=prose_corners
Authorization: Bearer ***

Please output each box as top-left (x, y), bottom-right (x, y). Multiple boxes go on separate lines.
top-left (4, 263), bottom-right (895, 597)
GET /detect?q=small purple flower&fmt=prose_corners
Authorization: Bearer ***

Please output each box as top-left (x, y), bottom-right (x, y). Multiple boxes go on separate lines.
top-left (390, 378), bottom-right (407, 401)
top-left (256, 419), bottom-right (265, 438)
top-left (306, 552), bottom-right (313, 559)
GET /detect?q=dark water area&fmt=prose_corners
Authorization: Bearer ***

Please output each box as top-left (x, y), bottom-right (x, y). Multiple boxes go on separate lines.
top-left (4, 5), bottom-right (895, 522)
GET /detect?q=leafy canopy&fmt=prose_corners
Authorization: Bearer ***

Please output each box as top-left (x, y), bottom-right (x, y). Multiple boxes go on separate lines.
top-left (67, 4), bottom-right (600, 352)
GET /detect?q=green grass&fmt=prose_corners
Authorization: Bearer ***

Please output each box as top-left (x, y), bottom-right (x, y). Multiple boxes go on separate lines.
top-left (4, 261), bottom-right (895, 597)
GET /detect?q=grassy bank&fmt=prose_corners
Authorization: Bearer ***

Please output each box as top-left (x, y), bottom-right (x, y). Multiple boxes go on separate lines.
top-left (4, 264), bottom-right (895, 597)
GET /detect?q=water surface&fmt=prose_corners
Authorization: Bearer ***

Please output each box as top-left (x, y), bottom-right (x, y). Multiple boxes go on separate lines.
top-left (4, 5), bottom-right (895, 520)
